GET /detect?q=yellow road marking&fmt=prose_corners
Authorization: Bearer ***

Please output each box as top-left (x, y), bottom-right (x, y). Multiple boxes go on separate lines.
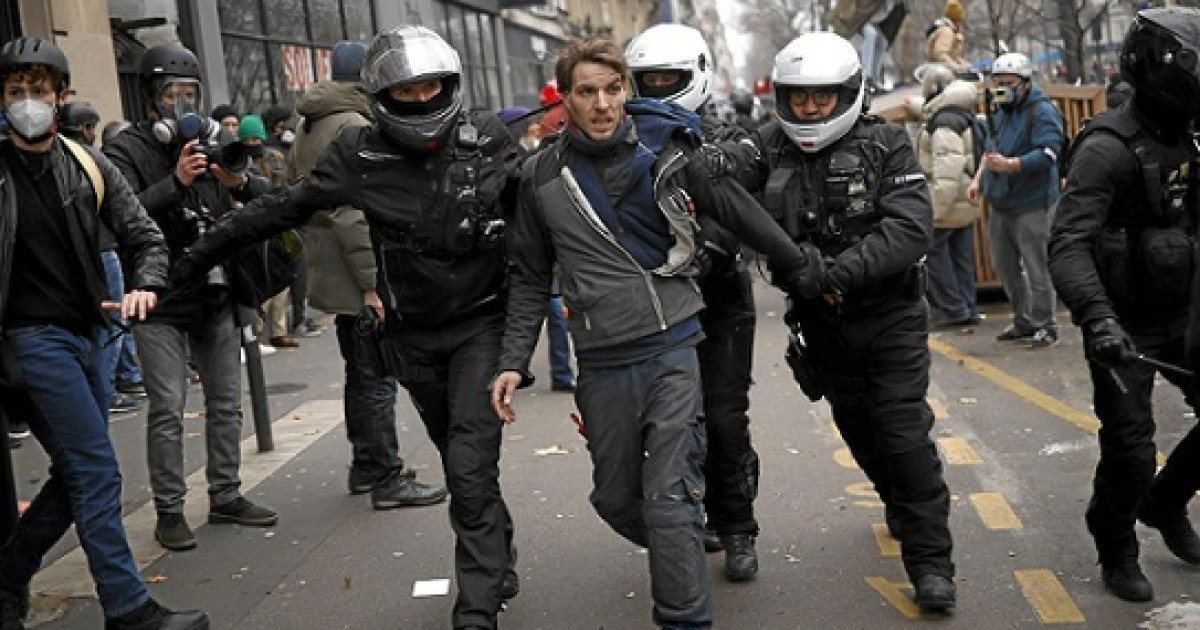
top-left (864, 576), bottom-right (921, 618)
top-left (871, 523), bottom-right (900, 556)
top-left (928, 396), bottom-right (949, 420)
top-left (847, 481), bottom-right (885, 508)
top-left (970, 492), bottom-right (1023, 530)
top-left (1015, 569), bottom-right (1086, 623)
top-left (930, 338), bottom-right (1169, 467)
top-left (938, 437), bottom-right (983, 465)
top-left (834, 447), bottom-right (858, 469)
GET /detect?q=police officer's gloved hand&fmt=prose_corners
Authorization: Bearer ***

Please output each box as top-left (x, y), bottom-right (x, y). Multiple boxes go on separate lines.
top-left (773, 242), bottom-right (825, 301)
top-left (1084, 317), bottom-right (1137, 367)
top-left (698, 143), bottom-right (733, 178)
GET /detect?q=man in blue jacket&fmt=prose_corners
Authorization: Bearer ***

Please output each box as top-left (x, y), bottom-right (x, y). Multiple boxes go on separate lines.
top-left (968, 52), bottom-right (1066, 349)
top-left (490, 37), bottom-right (818, 630)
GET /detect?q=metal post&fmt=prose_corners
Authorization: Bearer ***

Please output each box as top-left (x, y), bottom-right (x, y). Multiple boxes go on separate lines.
top-left (234, 305), bottom-right (274, 452)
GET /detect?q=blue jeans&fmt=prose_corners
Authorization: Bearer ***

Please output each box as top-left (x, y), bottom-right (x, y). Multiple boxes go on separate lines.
top-left (546, 297), bottom-right (574, 387)
top-left (100, 250), bottom-right (142, 387)
top-left (577, 346), bottom-right (711, 627)
top-left (926, 226), bottom-right (979, 321)
top-left (334, 315), bottom-right (400, 480)
top-left (0, 325), bottom-right (149, 617)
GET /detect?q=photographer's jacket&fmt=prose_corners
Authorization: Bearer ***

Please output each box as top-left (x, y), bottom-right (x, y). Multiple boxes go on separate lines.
top-left (1049, 106), bottom-right (1197, 328)
top-left (753, 117), bottom-right (933, 314)
top-left (499, 99), bottom-right (805, 376)
top-left (180, 113), bottom-right (519, 328)
top-left (0, 136), bottom-right (168, 333)
top-left (103, 123), bottom-right (268, 323)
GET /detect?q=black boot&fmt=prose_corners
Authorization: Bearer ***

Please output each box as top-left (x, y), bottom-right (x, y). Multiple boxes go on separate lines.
top-left (1100, 554), bottom-right (1153, 602)
top-left (720, 534), bottom-right (758, 582)
top-left (1137, 499), bottom-right (1200, 565)
top-left (105, 599), bottom-right (210, 630)
top-left (913, 574), bottom-right (956, 612)
top-left (0, 588), bottom-right (28, 630)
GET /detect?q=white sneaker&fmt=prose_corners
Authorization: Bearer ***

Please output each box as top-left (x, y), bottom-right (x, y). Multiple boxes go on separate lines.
top-left (258, 343), bottom-right (277, 356)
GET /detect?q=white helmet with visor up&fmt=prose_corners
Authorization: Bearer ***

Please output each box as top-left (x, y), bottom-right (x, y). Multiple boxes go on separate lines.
top-left (625, 24), bottom-right (714, 112)
top-left (771, 32), bottom-right (865, 152)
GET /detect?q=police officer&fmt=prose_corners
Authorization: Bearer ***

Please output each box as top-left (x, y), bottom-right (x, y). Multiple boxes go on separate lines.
top-left (745, 32), bottom-right (956, 611)
top-left (625, 22), bottom-right (762, 582)
top-left (1049, 6), bottom-right (1200, 603)
top-left (103, 42), bottom-right (279, 553)
top-left (167, 27), bottom-right (521, 630)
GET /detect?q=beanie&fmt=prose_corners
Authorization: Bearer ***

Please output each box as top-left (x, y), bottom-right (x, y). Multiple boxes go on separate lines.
top-left (261, 104), bottom-right (293, 132)
top-left (331, 41), bottom-right (368, 82)
top-left (944, 0), bottom-right (966, 23)
top-left (496, 107), bottom-right (531, 125)
top-left (238, 114), bottom-right (267, 141)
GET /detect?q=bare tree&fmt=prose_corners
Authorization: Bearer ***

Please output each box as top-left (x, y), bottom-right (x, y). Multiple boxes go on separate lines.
top-left (733, 0), bottom-right (809, 87)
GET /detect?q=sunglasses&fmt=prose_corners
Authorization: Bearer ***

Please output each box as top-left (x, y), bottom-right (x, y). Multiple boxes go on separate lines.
top-left (789, 88), bottom-right (838, 106)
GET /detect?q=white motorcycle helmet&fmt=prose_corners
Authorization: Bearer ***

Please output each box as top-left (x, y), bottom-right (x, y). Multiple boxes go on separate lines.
top-left (991, 52), bottom-right (1033, 79)
top-left (771, 32), bottom-right (865, 153)
top-left (625, 23), bottom-right (714, 113)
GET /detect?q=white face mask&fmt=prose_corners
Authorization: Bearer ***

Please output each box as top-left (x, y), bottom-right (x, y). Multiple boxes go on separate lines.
top-left (6, 98), bottom-right (55, 141)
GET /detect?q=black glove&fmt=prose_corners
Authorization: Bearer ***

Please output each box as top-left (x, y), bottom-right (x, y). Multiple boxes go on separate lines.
top-left (1084, 317), bottom-right (1137, 367)
top-left (773, 242), bottom-right (825, 300)
top-left (698, 143), bottom-right (734, 178)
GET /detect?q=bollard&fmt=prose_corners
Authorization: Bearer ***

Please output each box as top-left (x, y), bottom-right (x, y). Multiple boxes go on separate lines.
top-left (234, 306), bottom-right (274, 452)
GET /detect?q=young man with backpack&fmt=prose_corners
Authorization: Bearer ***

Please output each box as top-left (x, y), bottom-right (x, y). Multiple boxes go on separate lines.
top-left (916, 64), bottom-right (984, 328)
top-left (0, 36), bottom-right (208, 630)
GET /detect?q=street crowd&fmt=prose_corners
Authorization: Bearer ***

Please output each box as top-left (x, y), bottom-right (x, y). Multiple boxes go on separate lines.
top-left (4, 3), bottom-right (1200, 629)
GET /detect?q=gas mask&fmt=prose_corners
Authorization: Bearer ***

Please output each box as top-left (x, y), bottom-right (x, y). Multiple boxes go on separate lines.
top-left (992, 83), bottom-right (1024, 111)
top-left (6, 98), bottom-right (56, 143)
top-left (151, 79), bottom-right (217, 145)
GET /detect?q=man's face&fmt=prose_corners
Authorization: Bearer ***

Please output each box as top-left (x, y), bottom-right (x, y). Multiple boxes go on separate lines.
top-left (564, 61), bottom-right (626, 141)
top-left (787, 87), bottom-right (839, 121)
top-left (219, 115), bottom-right (239, 136)
top-left (993, 73), bottom-right (1022, 89)
top-left (81, 124), bottom-right (97, 146)
top-left (160, 81), bottom-right (200, 115)
top-left (388, 77), bottom-right (443, 103)
top-left (641, 70), bottom-right (682, 91)
top-left (2, 73), bottom-right (60, 110)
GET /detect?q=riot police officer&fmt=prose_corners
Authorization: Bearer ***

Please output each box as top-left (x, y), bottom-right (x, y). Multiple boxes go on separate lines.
top-left (625, 22), bottom-right (762, 582)
top-left (745, 32), bottom-right (956, 611)
top-left (168, 26), bottom-right (521, 630)
top-left (1049, 6), bottom-right (1200, 603)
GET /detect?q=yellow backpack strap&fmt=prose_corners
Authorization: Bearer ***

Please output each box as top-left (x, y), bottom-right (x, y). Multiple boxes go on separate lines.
top-left (60, 136), bottom-right (104, 212)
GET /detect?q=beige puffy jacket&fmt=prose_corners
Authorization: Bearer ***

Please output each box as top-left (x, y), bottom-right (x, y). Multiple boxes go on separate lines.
top-left (926, 21), bottom-right (969, 72)
top-left (916, 80), bottom-right (981, 229)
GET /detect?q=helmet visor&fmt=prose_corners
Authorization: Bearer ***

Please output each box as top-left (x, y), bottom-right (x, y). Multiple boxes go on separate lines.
top-left (362, 33), bottom-right (459, 94)
top-left (775, 71), bottom-right (862, 126)
top-left (633, 69), bottom-right (691, 100)
top-left (157, 78), bottom-right (203, 119)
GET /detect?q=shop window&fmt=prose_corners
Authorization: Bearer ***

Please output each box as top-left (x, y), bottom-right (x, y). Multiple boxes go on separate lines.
top-left (309, 0), bottom-right (343, 44)
top-left (344, 0), bottom-right (374, 42)
top-left (265, 0), bottom-right (308, 40)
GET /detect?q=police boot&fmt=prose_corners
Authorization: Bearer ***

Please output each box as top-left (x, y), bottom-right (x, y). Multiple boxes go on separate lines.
top-left (913, 574), bottom-right (956, 612)
top-left (720, 534), bottom-right (758, 582)
top-left (1099, 552), bottom-right (1153, 602)
top-left (1137, 498), bottom-right (1200, 565)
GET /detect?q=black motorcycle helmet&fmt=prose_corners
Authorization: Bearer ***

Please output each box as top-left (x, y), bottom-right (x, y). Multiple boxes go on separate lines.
top-left (1120, 7), bottom-right (1200, 117)
top-left (59, 101), bottom-right (100, 134)
top-left (137, 43), bottom-right (202, 119)
top-left (0, 36), bottom-right (70, 90)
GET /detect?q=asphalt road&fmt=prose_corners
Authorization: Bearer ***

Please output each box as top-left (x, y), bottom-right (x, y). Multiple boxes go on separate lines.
top-left (13, 281), bottom-right (1200, 629)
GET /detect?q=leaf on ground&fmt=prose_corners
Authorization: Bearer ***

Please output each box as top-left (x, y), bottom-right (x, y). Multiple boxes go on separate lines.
top-left (534, 444), bottom-right (570, 456)
top-left (183, 412), bottom-right (204, 420)
top-left (146, 574), bottom-right (168, 583)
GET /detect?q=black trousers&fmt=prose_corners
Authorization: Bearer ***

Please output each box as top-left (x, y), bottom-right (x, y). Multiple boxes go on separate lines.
top-left (798, 296), bottom-right (954, 581)
top-left (393, 313), bottom-right (514, 630)
top-left (698, 267), bottom-right (759, 536)
top-left (1085, 318), bottom-right (1200, 558)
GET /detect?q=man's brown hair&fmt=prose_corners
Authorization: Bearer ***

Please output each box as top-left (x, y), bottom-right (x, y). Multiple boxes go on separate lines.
top-left (554, 38), bottom-right (629, 94)
top-left (0, 66), bottom-right (65, 93)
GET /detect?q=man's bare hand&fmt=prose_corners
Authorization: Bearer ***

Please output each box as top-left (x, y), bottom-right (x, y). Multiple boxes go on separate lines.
top-left (100, 289), bottom-right (158, 321)
top-left (491, 371), bottom-right (523, 424)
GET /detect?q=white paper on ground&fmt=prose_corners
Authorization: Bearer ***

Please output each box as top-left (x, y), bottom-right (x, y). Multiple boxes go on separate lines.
top-left (412, 578), bottom-right (451, 598)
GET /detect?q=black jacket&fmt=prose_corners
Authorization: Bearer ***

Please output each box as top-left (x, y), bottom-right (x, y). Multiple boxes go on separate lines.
top-left (179, 113), bottom-right (520, 329)
top-left (752, 118), bottom-right (933, 310)
top-left (1049, 105), bottom-right (1197, 328)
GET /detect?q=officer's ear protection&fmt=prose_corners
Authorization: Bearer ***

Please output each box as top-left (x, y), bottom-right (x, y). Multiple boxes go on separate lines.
top-left (153, 112), bottom-right (220, 146)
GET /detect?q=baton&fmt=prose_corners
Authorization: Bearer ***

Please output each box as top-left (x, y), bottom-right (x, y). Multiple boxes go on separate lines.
top-left (1134, 353), bottom-right (1195, 379)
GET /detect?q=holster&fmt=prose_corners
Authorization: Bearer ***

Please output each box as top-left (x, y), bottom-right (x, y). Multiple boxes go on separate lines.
top-left (785, 326), bottom-right (825, 402)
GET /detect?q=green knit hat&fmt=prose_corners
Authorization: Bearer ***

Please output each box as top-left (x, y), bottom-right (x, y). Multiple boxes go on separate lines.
top-left (238, 114), bottom-right (267, 141)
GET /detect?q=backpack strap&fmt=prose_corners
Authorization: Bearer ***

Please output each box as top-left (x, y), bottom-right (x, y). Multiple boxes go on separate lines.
top-left (60, 136), bottom-right (104, 213)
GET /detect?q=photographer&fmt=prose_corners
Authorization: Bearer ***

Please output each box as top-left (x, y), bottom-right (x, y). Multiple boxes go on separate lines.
top-left (102, 42), bottom-right (277, 553)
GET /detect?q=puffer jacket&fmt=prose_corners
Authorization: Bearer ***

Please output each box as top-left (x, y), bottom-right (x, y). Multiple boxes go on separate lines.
top-left (0, 136), bottom-right (168, 330)
top-left (288, 81), bottom-right (375, 315)
top-left (917, 80), bottom-right (981, 229)
top-left (926, 20), bottom-right (968, 70)
top-left (499, 99), bottom-right (805, 377)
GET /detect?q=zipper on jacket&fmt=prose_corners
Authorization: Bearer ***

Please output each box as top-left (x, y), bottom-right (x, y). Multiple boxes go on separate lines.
top-left (561, 167), bottom-right (669, 330)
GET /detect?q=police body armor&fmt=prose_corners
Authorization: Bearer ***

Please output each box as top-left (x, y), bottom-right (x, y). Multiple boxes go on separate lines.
top-left (1084, 110), bottom-right (1199, 314)
top-left (762, 119), bottom-right (920, 314)
top-left (371, 114), bottom-right (508, 329)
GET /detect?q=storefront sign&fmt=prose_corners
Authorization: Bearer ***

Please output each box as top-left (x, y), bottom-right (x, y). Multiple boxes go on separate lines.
top-left (281, 44), bottom-right (332, 92)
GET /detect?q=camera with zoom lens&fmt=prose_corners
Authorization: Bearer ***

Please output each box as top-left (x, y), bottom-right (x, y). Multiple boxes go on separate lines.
top-left (191, 136), bottom-right (251, 175)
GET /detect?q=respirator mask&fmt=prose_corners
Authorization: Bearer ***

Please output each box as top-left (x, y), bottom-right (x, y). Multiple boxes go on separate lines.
top-left (5, 98), bottom-right (56, 143)
top-left (151, 79), bottom-right (218, 145)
